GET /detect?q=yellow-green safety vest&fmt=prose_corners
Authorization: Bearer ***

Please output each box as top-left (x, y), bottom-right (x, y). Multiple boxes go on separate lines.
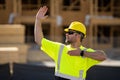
top-left (41, 38), bottom-right (100, 80)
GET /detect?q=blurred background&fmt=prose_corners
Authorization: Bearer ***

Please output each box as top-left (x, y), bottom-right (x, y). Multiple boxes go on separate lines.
top-left (0, 0), bottom-right (120, 80)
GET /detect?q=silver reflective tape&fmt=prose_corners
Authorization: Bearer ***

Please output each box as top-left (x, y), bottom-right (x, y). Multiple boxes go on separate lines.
top-left (57, 44), bottom-right (64, 71)
top-left (55, 72), bottom-right (84, 80)
top-left (79, 70), bottom-right (84, 80)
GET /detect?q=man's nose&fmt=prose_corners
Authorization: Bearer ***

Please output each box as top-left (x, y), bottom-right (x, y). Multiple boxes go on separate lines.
top-left (66, 33), bottom-right (69, 36)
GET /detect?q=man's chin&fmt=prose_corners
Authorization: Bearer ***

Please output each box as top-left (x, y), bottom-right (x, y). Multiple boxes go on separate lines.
top-left (65, 40), bottom-right (71, 44)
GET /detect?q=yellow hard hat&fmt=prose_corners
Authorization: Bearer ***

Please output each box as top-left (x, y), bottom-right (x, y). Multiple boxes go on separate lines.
top-left (64, 21), bottom-right (86, 37)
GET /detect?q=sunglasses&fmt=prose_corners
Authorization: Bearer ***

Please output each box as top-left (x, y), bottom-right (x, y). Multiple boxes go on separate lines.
top-left (66, 31), bottom-right (76, 35)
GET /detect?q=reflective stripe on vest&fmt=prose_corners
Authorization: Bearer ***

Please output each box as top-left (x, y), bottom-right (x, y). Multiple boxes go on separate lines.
top-left (57, 44), bottom-right (64, 71)
top-left (55, 70), bottom-right (85, 80)
top-left (56, 44), bottom-right (85, 80)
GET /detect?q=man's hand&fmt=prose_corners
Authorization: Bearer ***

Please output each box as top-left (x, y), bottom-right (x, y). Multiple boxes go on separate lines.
top-left (68, 48), bottom-right (81, 56)
top-left (36, 6), bottom-right (48, 20)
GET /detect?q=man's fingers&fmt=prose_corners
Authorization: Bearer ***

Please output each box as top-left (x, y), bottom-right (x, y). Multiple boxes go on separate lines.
top-left (68, 50), bottom-right (76, 56)
top-left (36, 6), bottom-right (48, 19)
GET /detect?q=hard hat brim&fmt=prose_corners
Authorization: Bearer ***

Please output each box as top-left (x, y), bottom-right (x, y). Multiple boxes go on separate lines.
top-left (64, 28), bottom-right (69, 32)
top-left (64, 28), bottom-right (76, 32)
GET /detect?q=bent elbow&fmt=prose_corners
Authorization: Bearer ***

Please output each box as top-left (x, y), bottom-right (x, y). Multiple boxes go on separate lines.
top-left (35, 39), bottom-right (39, 45)
top-left (101, 56), bottom-right (107, 61)
top-left (98, 50), bottom-right (107, 61)
top-left (101, 52), bottom-right (107, 61)
top-left (34, 38), bottom-right (42, 46)
top-left (98, 55), bottom-right (107, 61)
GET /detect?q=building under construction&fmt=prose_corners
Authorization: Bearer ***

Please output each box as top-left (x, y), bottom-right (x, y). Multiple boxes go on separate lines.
top-left (0, 0), bottom-right (120, 64)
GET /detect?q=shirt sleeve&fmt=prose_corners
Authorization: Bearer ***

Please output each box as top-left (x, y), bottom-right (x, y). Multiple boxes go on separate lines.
top-left (41, 38), bottom-right (61, 61)
top-left (86, 48), bottom-right (101, 70)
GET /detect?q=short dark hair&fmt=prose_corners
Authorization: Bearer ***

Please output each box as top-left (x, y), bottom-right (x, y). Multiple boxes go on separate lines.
top-left (80, 33), bottom-right (84, 42)
top-left (75, 31), bottom-right (84, 42)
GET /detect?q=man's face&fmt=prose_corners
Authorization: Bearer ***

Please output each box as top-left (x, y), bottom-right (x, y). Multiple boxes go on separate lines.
top-left (65, 30), bottom-right (78, 44)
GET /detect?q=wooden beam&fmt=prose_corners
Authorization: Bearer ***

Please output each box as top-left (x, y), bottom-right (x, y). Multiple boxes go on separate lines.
top-left (91, 18), bottom-right (120, 25)
top-left (14, 16), bottom-right (56, 24)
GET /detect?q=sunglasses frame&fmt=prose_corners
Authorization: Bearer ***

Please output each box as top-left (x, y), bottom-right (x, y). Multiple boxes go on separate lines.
top-left (66, 31), bottom-right (76, 35)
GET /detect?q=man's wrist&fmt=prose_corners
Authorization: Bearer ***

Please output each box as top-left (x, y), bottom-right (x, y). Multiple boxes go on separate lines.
top-left (80, 50), bottom-right (84, 57)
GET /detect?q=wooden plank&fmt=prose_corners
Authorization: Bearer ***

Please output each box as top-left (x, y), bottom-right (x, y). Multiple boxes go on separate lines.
top-left (14, 16), bottom-right (55, 23)
top-left (0, 24), bottom-right (24, 35)
top-left (0, 24), bottom-right (25, 43)
top-left (91, 18), bottom-right (120, 25)
top-left (0, 44), bottom-right (28, 64)
top-left (0, 36), bottom-right (24, 43)
top-left (0, 44), bottom-right (28, 54)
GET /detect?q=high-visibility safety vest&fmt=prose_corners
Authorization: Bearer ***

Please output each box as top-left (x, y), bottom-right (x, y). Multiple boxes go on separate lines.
top-left (41, 38), bottom-right (100, 80)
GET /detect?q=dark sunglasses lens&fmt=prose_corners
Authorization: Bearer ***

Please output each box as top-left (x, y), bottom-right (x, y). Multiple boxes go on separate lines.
top-left (67, 31), bottom-right (74, 35)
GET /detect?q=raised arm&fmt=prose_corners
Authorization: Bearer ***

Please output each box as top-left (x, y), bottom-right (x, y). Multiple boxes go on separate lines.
top-left (34, 6), bottom-right (48, 46)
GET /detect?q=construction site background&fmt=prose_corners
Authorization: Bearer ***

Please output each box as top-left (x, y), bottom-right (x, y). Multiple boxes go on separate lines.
top-left (0, 0), bottom-right (120, 67)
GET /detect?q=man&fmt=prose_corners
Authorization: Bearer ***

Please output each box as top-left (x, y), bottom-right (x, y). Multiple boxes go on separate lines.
top-left (34, 6), bottom-right (107, 80)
